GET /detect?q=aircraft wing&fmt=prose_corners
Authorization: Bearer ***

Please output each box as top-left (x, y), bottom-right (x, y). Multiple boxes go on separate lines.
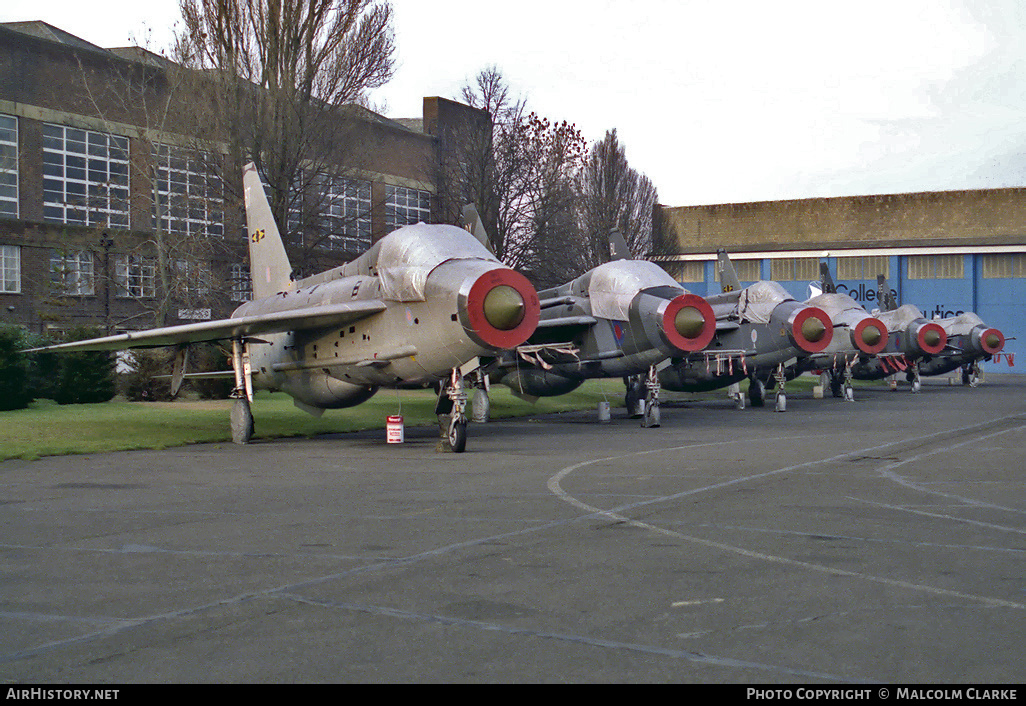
top-left (25, 300), bottom-right (387, 353)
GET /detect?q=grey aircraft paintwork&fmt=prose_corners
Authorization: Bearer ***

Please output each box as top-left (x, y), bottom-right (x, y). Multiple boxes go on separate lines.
top-left (852, 275), bottom-right (1005, 387)
top-left (657, 250), bottom-right (834, 410)
top-left (26, 163), bottom-right (541, 452)
top-left (918, 311), bottom-right (1006, 383)
top-left (848, 275), bottom-right (954, 391)
top-left (487, 231), bottom-right (717, 427)
top-left (790, 263), bottom-right (888, 400)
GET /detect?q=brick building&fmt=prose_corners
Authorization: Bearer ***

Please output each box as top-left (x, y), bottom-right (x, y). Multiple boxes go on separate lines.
top-left (0, 21), bottom-right (487, 336)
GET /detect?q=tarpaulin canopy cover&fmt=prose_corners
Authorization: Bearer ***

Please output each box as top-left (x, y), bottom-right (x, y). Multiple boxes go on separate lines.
top-left (587, 260), bottom-right (683, 320)
top-left (377, 223), bottom-right (496, 301)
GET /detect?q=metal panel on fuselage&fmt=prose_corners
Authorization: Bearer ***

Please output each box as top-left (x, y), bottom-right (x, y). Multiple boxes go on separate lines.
top-left (250, 259), bottom-right (503, 391)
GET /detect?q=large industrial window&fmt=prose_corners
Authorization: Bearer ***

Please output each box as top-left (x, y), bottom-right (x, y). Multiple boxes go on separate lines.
top-left (771, 257), bottom-right (819, 281)
top-left (385, 184), bottom-right (430, 230)
top-left (172, 258), bottom-right (211, 297)
top-left (115, 254), bottom-right (156, 298)
top-left (315, 175), bottom-right (371, 251)
top-left (714, 259), bottom-right (761, 283)
top-left (230, 263), bottom-right (252, 302)
top-left (42, 124), bottom-right (129, 228)
top-left (50, 250), bottom-right (95, 296)
top-left (837, 255), bottom-right (889, 280)
top-left (0, 114), bottom-right (17, 219)
top-left (981, 253), bottom-right (1026, 279)
top-left (667, 261), bottom-right (705, 283)
top-left (907, 254), bottom-right (964, 279)
top-left (152, 144), bottom-right (223, 238)
top-left (0, 244), bottom-right (19, 293)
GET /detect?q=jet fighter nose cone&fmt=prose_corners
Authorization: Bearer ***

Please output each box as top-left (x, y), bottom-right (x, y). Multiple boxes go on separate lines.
top-left (483, 285), bottom-right (526, 331)
top-left (923, 328), bottom-right (941, 348)
top-left (674, 306), bottom-right (706, 339)
top-left (985, 332), bottom-right (1002, 350)
top-left (801, 316), bottom-right (827, 343)
top-left (861, 324), bottom-right (882, 347)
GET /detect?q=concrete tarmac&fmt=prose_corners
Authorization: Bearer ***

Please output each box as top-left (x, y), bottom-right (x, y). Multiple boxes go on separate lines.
top-left (2, 375), bottom-right (1025, 683)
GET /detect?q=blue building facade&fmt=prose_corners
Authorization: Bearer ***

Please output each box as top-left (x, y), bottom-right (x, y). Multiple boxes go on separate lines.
top-left (655, 190), bottom-right (1025, 374)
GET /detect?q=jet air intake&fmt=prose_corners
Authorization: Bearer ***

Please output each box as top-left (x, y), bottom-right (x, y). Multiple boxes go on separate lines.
top-left (908, 321), bottom-right (947, 356)
top-left (788, 306), bottom-right (833, 353)
top-left (970, 326), bottom-right (1005, 356)
top-left (853, 317), bottom-right (888, 355)
top-left (662, 293), bottom-right (716, 352)
top-left (458, 268), bottom-right (540, 350)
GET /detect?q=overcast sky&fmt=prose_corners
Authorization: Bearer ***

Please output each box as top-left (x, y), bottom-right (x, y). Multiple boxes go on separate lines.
top-left (4, 0), bottom-right (1026, 207)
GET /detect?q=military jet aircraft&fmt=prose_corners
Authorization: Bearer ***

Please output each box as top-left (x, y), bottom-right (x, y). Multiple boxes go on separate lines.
top-left (919, 311), bottom-right (1006, 384)
top-left (853, 275), bottom-right (1005, 387)
top-left (486, 231), bottom-right (717, 427)
top-left (27, 162), bottom-right (541, 452)
top-left (847, 275), bottom-right (951, 392)
top-left (793, 263), bottom-right (889, 400)
top-left (657, 250), bottom-right (834, 411)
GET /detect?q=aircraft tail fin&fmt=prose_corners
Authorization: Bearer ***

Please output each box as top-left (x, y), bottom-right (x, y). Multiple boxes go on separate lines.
top-left (877, 274), bottom-right (898, 311)
top-left (608, 229), bottom-right (630, 261)
top-left (819, 261), bottom-right (836, 293)
top-left (243, 162), bottom-right (294, 299)
top-left (462, 203), bottom-right (495, 254)
top-left (716, 249), bottom-right (742, 292)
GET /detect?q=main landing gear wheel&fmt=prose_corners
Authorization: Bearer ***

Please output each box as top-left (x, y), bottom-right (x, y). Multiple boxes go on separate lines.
top-left (624, 376), bottom-right (645, 419)
top-left (642, 399), bottom-right (661, 427)
top-left (748, 378), bottom-right (765, 407)
top-left (230, 397), bottom-right (254, 445)
top-left (774, 392), bottom-right (787, 412)
top-left (962, 363), bottom-right (980, 387)
top-left (830, 373), bottom-right (843, 398)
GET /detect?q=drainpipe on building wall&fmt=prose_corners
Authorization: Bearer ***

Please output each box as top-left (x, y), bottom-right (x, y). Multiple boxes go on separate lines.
top-left (100, 233), bottom-right (113, 333)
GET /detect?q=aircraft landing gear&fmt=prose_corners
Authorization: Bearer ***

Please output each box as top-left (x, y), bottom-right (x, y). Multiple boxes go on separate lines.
top-left (962, 362), bottom-right (980, 387)
top-left (641, 365), bottom-right (661, 428)
top-left (748, 377), bottom-right (765, 407)
top-left (829, 371), bottom-right (844, 398)
top-left (436, 368), bottom-right (469, 453)
top-left (229, 338), bottom-right (254, 444)
top-left (729, 382), bottom-right (745, 410)
top-left (909, 362), bottom-right (922, 394)
top-left (624, 375), bottom-right (645, 419)
top-left (471, 371), bottom-right (490, 423)
top-left (773, 364), bottom-right (787, 412)
top-left (230, 396), bottom-right (254, 445)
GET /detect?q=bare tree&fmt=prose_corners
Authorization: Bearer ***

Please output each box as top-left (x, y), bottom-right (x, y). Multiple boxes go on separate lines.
top-left (579, 128), bottom-right (658, 266)
top-left (520, 114), bottom-right (588, 288)
top-left (452, 68), bottom-right (589, 287)
top-left (442, 66), bottom-right (533, 264)
top-left (175, 0), bottom-right (396, 272)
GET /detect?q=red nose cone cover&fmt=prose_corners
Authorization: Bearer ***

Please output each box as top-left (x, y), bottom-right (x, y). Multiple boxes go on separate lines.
top-left (662, 293), bottom-right (716, 352)
top-left (464, 268), bottom-right (540, 350)
top-left (980, 327), bottom-right (1005, 355)
top-left (917, 322), bottom-right (946, 355)
top-left (792, 306), bottom-right (833, 353)
top-left (854, 317), bottom-right (888, 355)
